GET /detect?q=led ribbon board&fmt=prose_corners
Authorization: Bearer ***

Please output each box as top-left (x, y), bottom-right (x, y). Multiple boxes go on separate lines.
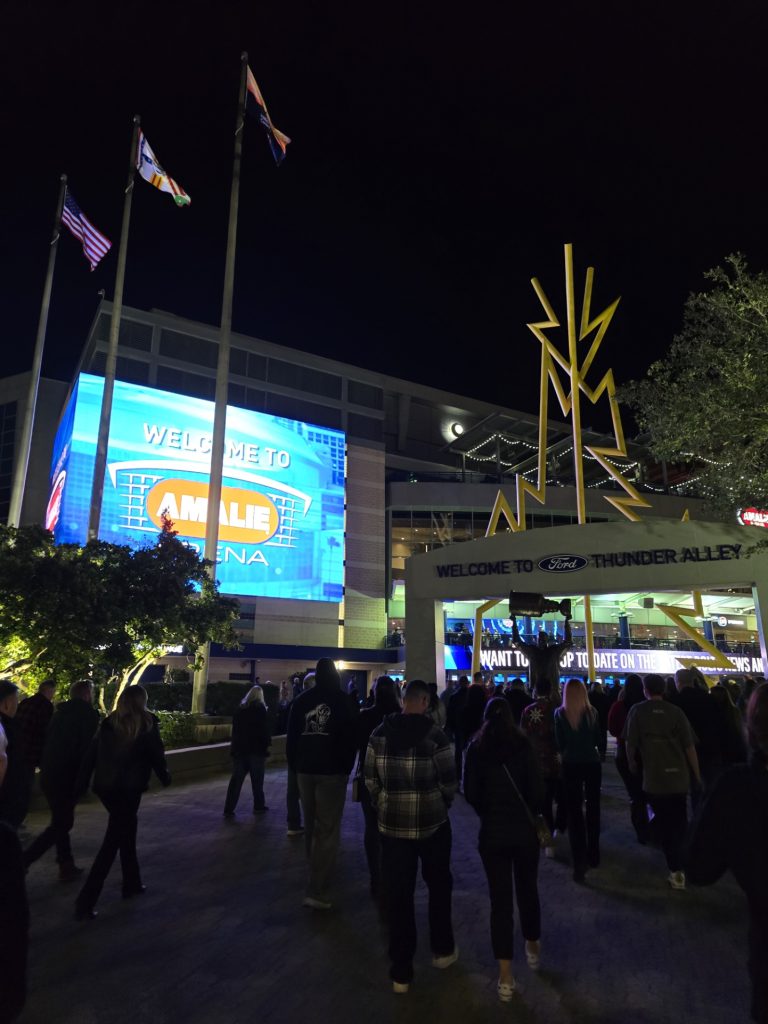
top-left (47, 374), bottom-right (346, 601)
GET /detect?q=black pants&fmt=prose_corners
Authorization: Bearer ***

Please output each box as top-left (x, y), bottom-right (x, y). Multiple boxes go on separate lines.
top-left (479, 840), bottom-right (540, 960)
top-left (645, 792), bottom-right (687, 872)
top-left (542, 776), bottom-right (568, 834)
top-left (381, 820), bottom-right (455, 984)
top-left (615, 750), bottom-right (649, 843)
top-left (359, 784), bottom-right (382, 893)
top-left (77, 792), bottom-right (142, 909)
top-left (23, 783), bottom-right (76, 867)
top-left (562, 761), bottom-right (601, 872)
top-left (224, 755), bottom-right (266, 814)
top-left (286, 767), bottom-right (302, 830)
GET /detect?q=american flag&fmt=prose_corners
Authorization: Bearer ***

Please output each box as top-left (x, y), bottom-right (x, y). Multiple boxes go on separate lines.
top-left (61, 190), bottom-right (112, 271)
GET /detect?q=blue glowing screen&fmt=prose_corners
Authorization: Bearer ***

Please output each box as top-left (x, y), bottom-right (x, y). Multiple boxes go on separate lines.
top-left (46, 374), bottom-right (346, 601)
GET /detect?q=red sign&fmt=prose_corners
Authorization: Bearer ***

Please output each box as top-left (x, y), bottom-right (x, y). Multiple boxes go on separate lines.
top-left (738, 507), bottom-right (768, 528)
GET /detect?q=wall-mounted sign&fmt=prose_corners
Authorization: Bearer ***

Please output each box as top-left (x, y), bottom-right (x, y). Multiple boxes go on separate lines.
top-left (443, 644), bottom-right (765, 677)
top-left (715, 616), bottom-right (746, 628)
top-left (48, 374), bottom-right (346, 601)
top-left (436, 544), bottom-right (743, 579)
top-left (737, 508), bottom-right (768, 528)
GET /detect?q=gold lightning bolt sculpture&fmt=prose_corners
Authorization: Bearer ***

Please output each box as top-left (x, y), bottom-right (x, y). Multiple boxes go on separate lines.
top-left (485, 244), bottom-right (649, 680)
top-left (485, 245), bottom-right (728, 683)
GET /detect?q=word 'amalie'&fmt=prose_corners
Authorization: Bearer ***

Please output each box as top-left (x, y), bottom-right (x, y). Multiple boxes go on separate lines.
top-left (435, 544), bottom-right (743, 578)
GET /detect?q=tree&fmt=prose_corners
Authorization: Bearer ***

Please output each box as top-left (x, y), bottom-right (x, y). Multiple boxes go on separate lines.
top-left (622, 254), bottom-right (768, 520)
top-left (0, 522), bottom-right (240, 708)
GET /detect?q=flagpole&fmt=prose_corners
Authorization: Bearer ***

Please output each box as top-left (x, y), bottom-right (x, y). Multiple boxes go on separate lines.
top-left (87, 114), bottom-right (141, 542)
top-left (192, 54), bottom-right (249, 714)
top-left (8, 174), bottom-right (68, 528)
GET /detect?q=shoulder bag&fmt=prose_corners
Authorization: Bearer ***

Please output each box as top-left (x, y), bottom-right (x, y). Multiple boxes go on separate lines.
top-left (502, 764), bottom-right (553, 849)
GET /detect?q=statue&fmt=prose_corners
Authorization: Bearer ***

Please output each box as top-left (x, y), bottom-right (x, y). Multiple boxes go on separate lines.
top-left (509, 591), bottom-right (572, 691)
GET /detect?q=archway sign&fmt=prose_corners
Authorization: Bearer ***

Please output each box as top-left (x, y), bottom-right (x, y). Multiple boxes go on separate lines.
top-left (405, 245), bottom-right (768, 688)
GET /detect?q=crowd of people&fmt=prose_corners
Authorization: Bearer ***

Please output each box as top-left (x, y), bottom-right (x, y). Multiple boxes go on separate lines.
top-left (282, 658), bottom-right (767, 1017)
top-left (1, 655), bottom-right (767, 1021)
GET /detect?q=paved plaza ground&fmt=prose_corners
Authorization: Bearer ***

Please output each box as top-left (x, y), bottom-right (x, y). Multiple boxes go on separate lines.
top-left (18, 757), bottom-right (752, 1024)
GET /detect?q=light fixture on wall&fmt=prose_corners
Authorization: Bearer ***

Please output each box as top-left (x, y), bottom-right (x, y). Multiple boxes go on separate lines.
top-left (451, 422), bottom-right (464, 437)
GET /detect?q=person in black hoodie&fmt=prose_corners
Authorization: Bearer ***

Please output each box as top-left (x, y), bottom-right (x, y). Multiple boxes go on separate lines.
top-left (286, 658), bottom-right (356, 911)
top-left (23, 680), bottom-right (100, 880)
top-left (223, 685), bottom-right (271, 817)
top-left (686, 682), bottom-right (768, 1024)
top-left (674, 668), bottom-right (727, 801)
top-left (365, 679), bottom-right (458, 994)
top-left (354, 675), bottom-right (401, 900)
top-left (464, 698), bottom-right (544, 1002)
top-left (74, 685), bottom-right (170, 919)
top-left (446, 675), bottom-right (470, 785)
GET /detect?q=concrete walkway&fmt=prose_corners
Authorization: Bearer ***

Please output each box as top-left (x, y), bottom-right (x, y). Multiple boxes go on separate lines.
top-left (18, 759), bottom-right (751, 1024)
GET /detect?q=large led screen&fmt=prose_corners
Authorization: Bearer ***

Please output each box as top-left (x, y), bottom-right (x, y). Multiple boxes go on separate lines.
top-left (47, 374), bottom-right (346, 601)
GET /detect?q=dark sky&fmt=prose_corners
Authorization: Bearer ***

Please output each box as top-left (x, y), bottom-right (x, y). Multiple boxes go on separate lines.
top-left (2, 2), bottom-right (767, 421)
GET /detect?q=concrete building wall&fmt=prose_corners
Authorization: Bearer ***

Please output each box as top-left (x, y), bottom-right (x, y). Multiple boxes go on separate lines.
top-left (343, 444), bottom-right (388, 647)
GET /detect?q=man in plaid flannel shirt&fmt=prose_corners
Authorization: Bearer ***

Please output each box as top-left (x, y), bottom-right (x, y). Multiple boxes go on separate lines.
top-left (365, 678), bottom-right (458, 993)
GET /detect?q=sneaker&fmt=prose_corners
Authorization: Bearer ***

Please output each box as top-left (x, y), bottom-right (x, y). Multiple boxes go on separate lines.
top-left (544, 844), bottom-right (555, 859)
top-left (392, 981), bottom-right (410, 994)
top-left (668, 871), bottom-right (686, 891)
top-left (286, 828), bottom-right (305, 837)
top-left (303, 896), bottom-right (332, 911)
top-left (497, 979), bottom-right (516, 1002)
top-left (525, 940), bottom-right (541, 970)
top-left (432, 947), bottom-right (459, 969)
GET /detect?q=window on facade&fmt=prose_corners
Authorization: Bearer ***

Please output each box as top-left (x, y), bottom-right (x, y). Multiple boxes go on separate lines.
top-left (248, 353), bottom-right (267, 380)
top-left (267, 358), bottom-right (342, 398)
top-left (156, 366), bottom-right (215, 401)
top-left (267, 393), bottom-right (342, 427)
top-left (230, 348), bottom-right (248, 375)
top-left (245, 388), bottom-right (266, 411)
top-left (347, 413), bottom-right (383, 443)
top-left (228, 383), bottom-right (246, 408)
top-left (116, 357), bottom-right (150, 385)
top-left (348, 379), bottom-right (384, 410)
top-left (94, 315), bottom-right (153, 351)
top-left (159, 329), bottom-right (218, 369)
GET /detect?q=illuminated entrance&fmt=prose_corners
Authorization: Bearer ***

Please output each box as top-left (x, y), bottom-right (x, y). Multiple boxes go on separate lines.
top-left (406, 244), bottom-right (768, 687)
top-left (405, 517), bottom-right (768, 688)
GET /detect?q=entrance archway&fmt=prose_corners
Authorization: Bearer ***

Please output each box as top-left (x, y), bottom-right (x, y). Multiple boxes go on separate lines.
top-left (405, 518), bottom-right (768, 688)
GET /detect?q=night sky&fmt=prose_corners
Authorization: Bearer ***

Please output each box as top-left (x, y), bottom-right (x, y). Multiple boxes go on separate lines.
top-left (3, 2), bottom-right (767, 420)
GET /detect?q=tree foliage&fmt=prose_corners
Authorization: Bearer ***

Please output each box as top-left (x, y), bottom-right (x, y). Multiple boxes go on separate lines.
top-left (0, 523), bottom-right (240, 705)
top-left (622, 254), bottom-right (768, 520)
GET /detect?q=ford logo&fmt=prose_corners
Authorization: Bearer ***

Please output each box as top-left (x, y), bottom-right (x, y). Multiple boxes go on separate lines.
top-left (537, 554), bottom-right (589, 573)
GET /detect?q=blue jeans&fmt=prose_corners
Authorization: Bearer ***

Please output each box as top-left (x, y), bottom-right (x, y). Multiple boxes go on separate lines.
top-left (224, 755), bottom-right (266, 813)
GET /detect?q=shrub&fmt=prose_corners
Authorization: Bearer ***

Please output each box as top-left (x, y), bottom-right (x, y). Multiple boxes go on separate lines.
top-left (155, 710), bottom-right (197, 750)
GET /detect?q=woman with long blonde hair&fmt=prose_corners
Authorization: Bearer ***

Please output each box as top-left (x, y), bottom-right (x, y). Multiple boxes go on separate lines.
top-left (554, 679), bottom-right (602, 882)
top-left (223, 685), bottom-right (271, 818)
top-left (75, 685), bottom-right (170, 919)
